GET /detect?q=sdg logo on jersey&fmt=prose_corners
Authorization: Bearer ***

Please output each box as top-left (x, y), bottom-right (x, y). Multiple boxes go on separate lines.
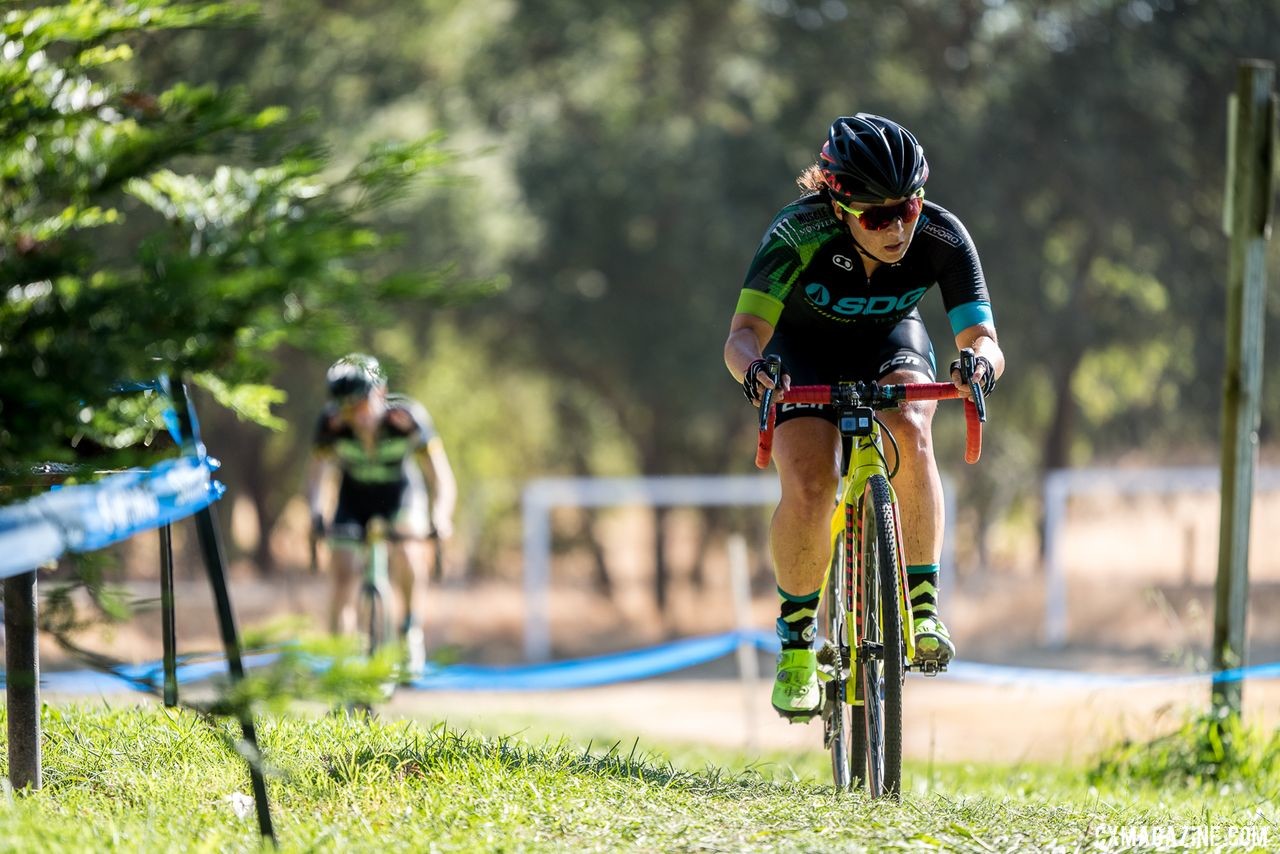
top-left (804, 284), bottom-right (928, 317)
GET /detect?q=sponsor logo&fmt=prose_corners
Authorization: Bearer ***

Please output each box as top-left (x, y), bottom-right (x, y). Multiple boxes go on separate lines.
top-left (805, 283), bottom-right (831, 307)
top-left (922, 222), bottom-right (962, 247)
top-left (801, 624), bottom-right (817, 642)
top-left (878, 353), bottom-right (929, 375)
top-left (803, 285), bottom-right (929, 317)
top-left (780, 402), bottom-right (827, 412)
top-left (832, 254), bottom-right (854, 271)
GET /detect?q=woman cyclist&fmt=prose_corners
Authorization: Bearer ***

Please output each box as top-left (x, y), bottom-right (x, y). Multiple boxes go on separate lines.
top-left (723, 114), bottom-right (1004, 719)
top-left (306, 353), bottom-right (456, 677)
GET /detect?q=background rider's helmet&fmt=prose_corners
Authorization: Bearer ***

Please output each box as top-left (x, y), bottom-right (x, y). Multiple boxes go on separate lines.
top-left (819, 113), bottom-right (930, 204)
top-left (326, 353), bottom-right (386, 403)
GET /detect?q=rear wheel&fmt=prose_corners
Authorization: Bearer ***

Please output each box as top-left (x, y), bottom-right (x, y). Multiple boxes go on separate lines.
top-left (859, 474), bottom-right (904, 798)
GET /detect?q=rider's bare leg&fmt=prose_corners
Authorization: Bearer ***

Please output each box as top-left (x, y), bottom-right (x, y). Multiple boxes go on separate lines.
top-left (770, 417), bottom-right (842, 596)
top-left (876, 368), bottom-right (942, 566)
top-left (328, 545), bottom-right (361, 636)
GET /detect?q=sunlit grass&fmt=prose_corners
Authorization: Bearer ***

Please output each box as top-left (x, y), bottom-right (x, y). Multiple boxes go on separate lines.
top-left (0, 703), bottom-right (1275, 852)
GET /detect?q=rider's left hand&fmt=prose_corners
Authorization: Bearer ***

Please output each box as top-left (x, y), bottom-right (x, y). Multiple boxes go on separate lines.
top-left (949, 354), bottom-right (995, 401)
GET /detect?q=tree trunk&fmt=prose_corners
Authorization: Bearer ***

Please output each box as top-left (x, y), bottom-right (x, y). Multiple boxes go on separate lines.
top-left (581, 510), bottom-right (612, 597)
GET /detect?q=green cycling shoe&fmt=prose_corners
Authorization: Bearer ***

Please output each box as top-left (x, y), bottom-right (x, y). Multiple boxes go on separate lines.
top-left (772, 648), bottom-right (821, 720)
top-left (912, 614), bottom-right (955, 669)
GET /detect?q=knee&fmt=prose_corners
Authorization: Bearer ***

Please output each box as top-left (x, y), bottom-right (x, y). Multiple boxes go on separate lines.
top-left (885, 404), bottom-right (934, 458)
top-left (780, 467), bottom-right (839, 516)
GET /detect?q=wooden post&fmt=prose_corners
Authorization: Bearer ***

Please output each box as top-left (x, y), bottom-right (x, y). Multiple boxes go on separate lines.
top-left (1213, 60), bottom-right (1277, 717)
top-left (5, 570), bottom-right (42, 790)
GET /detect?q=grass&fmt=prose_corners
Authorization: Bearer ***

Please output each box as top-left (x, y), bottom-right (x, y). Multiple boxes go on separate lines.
top-left (0, 703), bottom-right (1276, 852)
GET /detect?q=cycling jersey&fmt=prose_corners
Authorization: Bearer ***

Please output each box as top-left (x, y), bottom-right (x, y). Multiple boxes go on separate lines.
top-left (313, 394), bottom-right (437, 539)
top-left (736, 195), bottom-right (993, 349)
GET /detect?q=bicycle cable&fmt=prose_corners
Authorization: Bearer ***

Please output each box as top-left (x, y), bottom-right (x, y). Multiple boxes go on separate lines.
top-left (873, 413), bottom-right (900, 479)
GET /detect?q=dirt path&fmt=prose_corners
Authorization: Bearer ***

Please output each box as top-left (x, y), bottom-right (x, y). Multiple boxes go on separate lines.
top-left (377, 676), bottom-right (1280, 766)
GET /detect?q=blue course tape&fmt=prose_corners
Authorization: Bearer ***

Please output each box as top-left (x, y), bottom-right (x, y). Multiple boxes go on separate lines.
top-left (8, 633), bottom-right (1280, 695)
top-left (0, 653), bottom-right (282, 694)
top-left (944, 659), bottom-right (1280, 689)
top-left (408, 633), bottom-right (767, 691)
top-left (0, 454), bottom-right (225, 579)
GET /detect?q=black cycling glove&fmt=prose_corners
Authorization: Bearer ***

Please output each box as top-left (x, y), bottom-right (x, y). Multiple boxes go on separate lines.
top-left (742, 358), bottom-right (780, 403)
top-left (950, 354), bottom-right (996, 396)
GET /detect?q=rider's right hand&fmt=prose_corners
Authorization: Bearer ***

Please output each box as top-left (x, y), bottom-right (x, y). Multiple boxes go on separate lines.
top-left (742, 357), bottom-right (790, 406)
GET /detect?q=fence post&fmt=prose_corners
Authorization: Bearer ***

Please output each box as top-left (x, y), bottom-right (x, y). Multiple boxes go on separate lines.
top-left (1214, 59), bottom-right (1277, 717)
top-left (159, 523), bottom-right (179, 707)
top-left (168, 377), bottom-right (275, 842)
top-left (4, 569), bottom-right (42, 790)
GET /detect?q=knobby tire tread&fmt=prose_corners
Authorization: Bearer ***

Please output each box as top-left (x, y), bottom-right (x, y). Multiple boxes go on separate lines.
top-left (864, 474), bottom-right (904, 797)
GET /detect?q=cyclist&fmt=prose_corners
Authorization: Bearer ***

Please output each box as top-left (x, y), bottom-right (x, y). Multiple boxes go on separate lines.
top-left (724, 114), bottom-right (1004, 719)
top-left (305, 353), bottom-right (457, 676)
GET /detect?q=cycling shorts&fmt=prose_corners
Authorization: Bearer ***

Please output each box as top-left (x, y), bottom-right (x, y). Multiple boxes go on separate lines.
top-left (331, 478), bottom-right (430, 542)
top-left (767, 309), bottom-right (936, 429)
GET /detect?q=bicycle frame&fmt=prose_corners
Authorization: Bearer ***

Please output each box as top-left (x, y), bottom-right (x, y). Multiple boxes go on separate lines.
top-left (831, 418), bottom-right (916, 671)
top-left (753, 356), bottom-right (985, 795)
top-left (326, 518), bottom-right (394, 656)
top-left (358, 517), bottom-right (394, 658)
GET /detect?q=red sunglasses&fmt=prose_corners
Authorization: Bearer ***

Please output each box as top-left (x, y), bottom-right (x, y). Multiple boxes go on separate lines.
top-left (836, 188), bottom-right (925, 231)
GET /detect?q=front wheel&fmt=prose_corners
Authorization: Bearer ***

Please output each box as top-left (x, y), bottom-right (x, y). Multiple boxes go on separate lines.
top-left (355, 582), bottom-right (390, 657)
top-left (860, 474), bottom-right (905, 798)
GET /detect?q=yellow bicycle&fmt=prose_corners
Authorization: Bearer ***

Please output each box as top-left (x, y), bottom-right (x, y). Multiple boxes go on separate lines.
top-left (755, 351), bottom-right (985, 797)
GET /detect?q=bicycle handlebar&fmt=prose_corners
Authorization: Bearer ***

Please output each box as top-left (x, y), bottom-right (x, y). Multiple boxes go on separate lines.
top-left (755, 381), bottom-right (983, 469)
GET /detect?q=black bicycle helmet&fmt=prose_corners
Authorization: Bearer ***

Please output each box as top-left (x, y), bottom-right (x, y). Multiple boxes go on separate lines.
top-left (819, 113), bottom-right (929, 204)
top-left (326, 353), bottom-right (386, 402)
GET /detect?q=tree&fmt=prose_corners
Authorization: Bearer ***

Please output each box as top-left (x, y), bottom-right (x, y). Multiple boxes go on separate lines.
top-left (0, 1), bottom-right (463, 500)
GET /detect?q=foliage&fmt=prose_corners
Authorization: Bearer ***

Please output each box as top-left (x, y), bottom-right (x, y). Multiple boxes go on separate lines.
top-left (0, 1), bottom-right (470, 488)
top-left (0, 703), bottom-right (1275, 851)
top-left (1090, 706), bottom-right (1280, 792)
top-left (40, 575), bottom-right (400, 715)
top-left (8, 0), bottom-right (1280, 567)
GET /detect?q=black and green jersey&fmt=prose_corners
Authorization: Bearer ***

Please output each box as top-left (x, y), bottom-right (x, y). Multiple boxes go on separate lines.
top-left (736, 194), bottom-right (993, 349)
top-left (313, 394), bottom-right (436, 487)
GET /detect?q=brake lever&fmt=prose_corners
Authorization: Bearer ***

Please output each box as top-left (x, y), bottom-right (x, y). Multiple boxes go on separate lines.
top-left (959, 348), bottom-right (987, 423)
top-left (756, 354), bottom-right (783, 431)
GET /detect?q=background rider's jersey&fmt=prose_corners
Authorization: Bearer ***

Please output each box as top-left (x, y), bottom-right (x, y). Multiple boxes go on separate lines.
top-left (312, 394), bottom-right (437, 489)
top-left (735, 194), bottom-right (993, 349)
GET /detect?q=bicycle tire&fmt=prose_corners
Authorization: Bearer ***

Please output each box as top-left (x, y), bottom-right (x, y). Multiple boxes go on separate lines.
top-left (860, 474), bottom-right (905, 798)
top-left (846, 500), bottom-right (868, 788)
top-left (355, 583), bottom-right (388, 657)
top-left (824, 525), bottom-right (851, 790)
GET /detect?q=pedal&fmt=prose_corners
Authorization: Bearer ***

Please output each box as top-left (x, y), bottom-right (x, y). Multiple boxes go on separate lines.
top-left (775, 706), bottom-right (820, 723)
top-left (909, 660), bottom-right (947, 676)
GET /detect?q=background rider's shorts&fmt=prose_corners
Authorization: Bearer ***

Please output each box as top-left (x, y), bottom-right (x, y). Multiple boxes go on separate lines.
top-left (331, 478), bottom-right (430, 542)
top-left (766, 309), bottom-right (936, 428)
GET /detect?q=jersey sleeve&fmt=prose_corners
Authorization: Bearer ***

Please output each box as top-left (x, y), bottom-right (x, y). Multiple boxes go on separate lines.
top-left (921, 209), bottom-right (995, 336)
top-left (736, 212), bottom-right (825, 326)
top-left (389, 395), bottom-right (438, 449)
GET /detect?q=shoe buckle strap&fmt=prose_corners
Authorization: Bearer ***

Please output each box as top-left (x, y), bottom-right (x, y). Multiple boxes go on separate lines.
top-left (775, 617), bottom-right (816, 645)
